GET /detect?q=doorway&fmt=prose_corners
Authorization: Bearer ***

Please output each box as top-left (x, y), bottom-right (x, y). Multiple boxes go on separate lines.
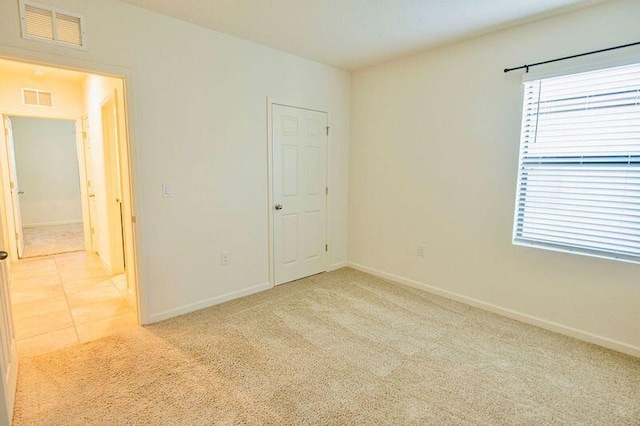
top-left (0, 58), bottom-right (139, 360)
top-left (4, 116), bottom-right (84, 258)
top-left (270, 102), bottom-right (329, 285)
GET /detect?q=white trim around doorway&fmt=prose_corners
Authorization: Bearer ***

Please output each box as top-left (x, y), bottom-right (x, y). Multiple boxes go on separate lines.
top-left (0, 45), bottom-right (148, 325)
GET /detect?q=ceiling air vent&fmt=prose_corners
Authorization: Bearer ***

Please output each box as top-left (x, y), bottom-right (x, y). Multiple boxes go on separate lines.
top-left (19, 1), bottom-right (86, 49)
top-left (22, 88), bottom-right (53, 107)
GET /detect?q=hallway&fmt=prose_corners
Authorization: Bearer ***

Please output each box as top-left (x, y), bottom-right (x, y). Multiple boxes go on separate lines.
top-left (10, 251), bottom-right (137, 357)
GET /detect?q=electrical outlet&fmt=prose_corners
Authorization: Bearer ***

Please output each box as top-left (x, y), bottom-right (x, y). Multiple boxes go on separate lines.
top-left (417, 244), bottom-right (426, 257)
top-left (221, 252), bottom-right (231, 265)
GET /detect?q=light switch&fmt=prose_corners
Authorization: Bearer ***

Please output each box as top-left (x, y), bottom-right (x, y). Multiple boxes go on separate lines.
top-left (162, 183), bottom-right (173, 198)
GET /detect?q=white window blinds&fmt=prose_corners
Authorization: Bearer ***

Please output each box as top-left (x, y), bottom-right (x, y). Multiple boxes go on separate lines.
top-left (513, 63), bottom-right (640, 263)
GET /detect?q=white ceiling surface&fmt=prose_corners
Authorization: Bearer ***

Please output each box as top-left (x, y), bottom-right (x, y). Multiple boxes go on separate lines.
top-left (119, 0), bottom-right (599, 70)
top-left (0, 58), bottom-right (87, 82)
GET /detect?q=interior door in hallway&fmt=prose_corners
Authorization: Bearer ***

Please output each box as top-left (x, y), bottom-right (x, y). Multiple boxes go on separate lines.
top-left (272, 104), bottom-right (328, 285)
top-left (101, 97), bottom-right (125, 274)
top-left (81, 115), bottom-right (99, 252)
top-left (3, 117), bottom-right (24, 258)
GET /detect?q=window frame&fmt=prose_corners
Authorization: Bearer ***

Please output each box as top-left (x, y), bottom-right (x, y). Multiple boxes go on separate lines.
top-left (512, 63), bottom-right (640, 264)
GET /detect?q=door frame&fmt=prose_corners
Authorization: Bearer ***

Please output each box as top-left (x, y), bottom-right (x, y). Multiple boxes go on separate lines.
top-left (0, 114), bottom-right (87, 260)
top-left (0, 116), bottom-right (24, 259)
top-left (0, 46), bottom-right (148, 325)
top-left (79, 114), bottom-right (96, 253)
top-left (266, 97), bottom-right (332, 287)
top-left (0, 253), bottom-right (17, 425)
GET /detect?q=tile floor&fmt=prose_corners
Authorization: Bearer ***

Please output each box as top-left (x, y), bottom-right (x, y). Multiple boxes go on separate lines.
top-left (22, 223), bottom-right (85, 258)
top-left (9, 251), bottom-right (137, 358)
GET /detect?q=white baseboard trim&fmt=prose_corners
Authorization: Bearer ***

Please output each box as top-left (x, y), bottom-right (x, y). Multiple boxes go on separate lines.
top-left (327, 261), bottom-right (348, 271)
top-left (22, 220), bottom-right (82, 228)
top-left (348, 262), bottom-right (640, 358)
top-left (148, 281), bottom-right (273, 324)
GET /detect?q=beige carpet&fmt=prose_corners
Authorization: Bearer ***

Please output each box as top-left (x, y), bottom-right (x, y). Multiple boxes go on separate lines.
top-left (22, 223), bottom-right (85, 258)
top-left (13, 268), bottom-right (640, 425)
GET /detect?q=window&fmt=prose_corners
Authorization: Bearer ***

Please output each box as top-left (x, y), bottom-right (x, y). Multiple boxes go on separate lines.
top-left (19, 1), bottom-right (86, 49)
top-left (513, 63), bottom-right (640, 263)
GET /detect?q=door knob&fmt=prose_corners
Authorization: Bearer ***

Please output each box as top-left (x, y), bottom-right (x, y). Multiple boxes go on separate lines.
top-left (89, 194), bottom-right (95, 198)
top-left (274, 204), bottom-right (283, 210)
top-left (18, 191), bottom-right (24, 195)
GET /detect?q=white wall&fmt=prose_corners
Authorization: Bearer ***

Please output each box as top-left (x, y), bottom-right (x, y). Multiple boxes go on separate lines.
top-left (0, 0), bottom-right (350, 321)
top-left (350, 0), bottom-right (640, 354)
top-left (10, 117), bottom-right (82, 227)
top-left (0, 70), bottom-right (84, 119)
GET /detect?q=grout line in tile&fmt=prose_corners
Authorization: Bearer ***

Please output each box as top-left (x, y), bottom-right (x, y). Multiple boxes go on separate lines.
top-left (16, 321), bottom-right (75, 342)
top-left (12, 250), bottom-right (138, 353)
top-left (55, 254), bottom-right (82, 342)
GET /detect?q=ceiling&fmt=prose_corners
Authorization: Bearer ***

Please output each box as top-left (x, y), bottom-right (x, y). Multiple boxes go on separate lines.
top-left (0, 58), bottom-right (87, 83)
top-left (119, 0), bottom-right (601, 70)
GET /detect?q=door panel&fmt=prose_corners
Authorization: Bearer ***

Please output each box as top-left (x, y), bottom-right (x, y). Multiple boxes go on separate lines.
top-left (282, 214), bottom-right (299, 264)
top-left (0, 253), bottom-right (17, 424)
top-left (81, 115), bottom-right (99, 252)
top-left (305, 147), bottom-right (321, 194)
top-left (272, 105), bottom-right (327, 285)
top-left (101, 98), bottom-right (125, 274)
top-left (302, 211), bottom-right (323, 260)
top-left (282, 146), bottom-right (298, 196)
top-left (4, 118), bottom-right (24, 258)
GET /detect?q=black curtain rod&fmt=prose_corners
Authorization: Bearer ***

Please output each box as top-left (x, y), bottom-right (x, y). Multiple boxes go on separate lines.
top-left (503, 40), bottom-right (640, 73)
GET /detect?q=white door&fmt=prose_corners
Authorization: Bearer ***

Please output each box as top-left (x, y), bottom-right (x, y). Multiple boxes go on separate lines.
top-left (4, 118), bottom-right (24, 258)
top-left (272, 104), bottom-right (328, 285)
top-left (81, 115), bottom-right (99, 252)
top-left (0, 252), bottom-right (18, 424)
top-left (101, 98), bottom-right (125, 273)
